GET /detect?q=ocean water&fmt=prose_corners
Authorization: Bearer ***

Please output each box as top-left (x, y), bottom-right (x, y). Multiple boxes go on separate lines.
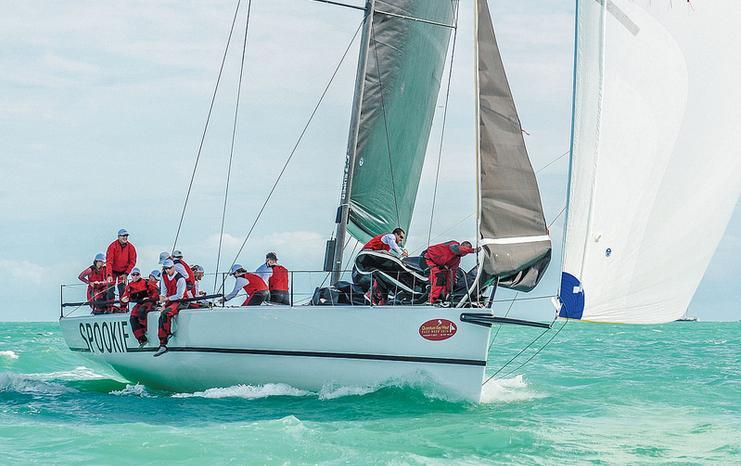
top-left (0, 321), bottom-right (738, 464)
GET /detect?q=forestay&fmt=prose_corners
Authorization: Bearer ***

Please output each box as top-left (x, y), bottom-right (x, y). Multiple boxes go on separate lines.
top-left (347, 0), bottom-right (455, 242)
top-left (560, 0), bottom-right (741, 323)
top-left (476, 0), bottom-right (552, 292)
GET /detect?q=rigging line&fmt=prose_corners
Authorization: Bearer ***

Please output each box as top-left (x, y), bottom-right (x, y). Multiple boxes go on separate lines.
top-left (339, 239), bottom-right (360, 281)
top-left (215, 0), bottom-right (253, 292)
top-left (369, 21), bottom-right (401, 226)
top-left (498, 318), bottom-right (568, 380)
top-left (535, 150), bottom-right (569, 174)
top-left (412, 211), bottom-right (475, 255)
top-left (224, 15), bottom-right (368, 278)
top-left (427, 1), bottom-right (459, 247)
top-left (548, 204), bottom-right (567, 229)
top-left (488, 291), bottom-right (518, 351)
top-left (172, 0), bottom-right (244, 252)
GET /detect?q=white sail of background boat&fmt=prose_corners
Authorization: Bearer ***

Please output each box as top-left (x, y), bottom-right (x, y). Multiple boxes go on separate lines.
top-left (59, 0), bottom-right (740, 401)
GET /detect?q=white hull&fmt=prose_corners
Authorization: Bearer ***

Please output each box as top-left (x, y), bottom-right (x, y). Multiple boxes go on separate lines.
top-left (59, 306), bottom-right (492, 401)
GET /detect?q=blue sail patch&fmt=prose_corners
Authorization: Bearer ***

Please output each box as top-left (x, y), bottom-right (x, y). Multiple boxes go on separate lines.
top-left (559, 272), bottom-right (585, 319)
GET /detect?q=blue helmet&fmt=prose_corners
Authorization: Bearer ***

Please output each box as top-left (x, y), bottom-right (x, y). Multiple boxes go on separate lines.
top-left (94, 253), bottom-right (105, 263)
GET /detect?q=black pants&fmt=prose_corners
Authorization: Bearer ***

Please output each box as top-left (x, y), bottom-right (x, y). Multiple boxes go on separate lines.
top-left (269, 290), bottom-right (290, 305)
top-left (244, 290), bottom-right (269, 306)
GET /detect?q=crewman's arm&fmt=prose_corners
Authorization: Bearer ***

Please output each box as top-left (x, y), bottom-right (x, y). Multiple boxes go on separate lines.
top-left (127, 245), bottom-right (137, 275)
top-left (381, 234), bottom-right (403, 255)
top-left (224, 277), bottom-right (247, 301)
top-left (78, 268), bottom-right (91, 284)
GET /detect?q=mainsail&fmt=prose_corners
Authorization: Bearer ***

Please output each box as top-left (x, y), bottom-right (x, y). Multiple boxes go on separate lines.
top-left (559, 0), bottom-right (741, 323)
top-left (476, 0), bottom-right (552, 292)
top-left (346, 0), bottom-right (456, 242)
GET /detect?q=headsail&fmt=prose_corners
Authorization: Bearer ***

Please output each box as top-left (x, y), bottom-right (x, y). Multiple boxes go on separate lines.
top-left (476, 0), bottom-right (552, 292)
top-left (559, 0), bottom-right (741, 323)
top-left (346, 0), bottom-right (456, 242)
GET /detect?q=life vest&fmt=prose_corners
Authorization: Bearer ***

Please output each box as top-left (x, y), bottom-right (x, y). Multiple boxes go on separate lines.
top-left (162, 272), bottom-right (186, 300)
top-left (242, 272), bottom-right (268, 297)
top-left (363, 234), bottom-right (390, 252)
top-left (84, 265), bottom-right (108, 285)
top-left (174, 258), bottom-right (195, 290)
top-left (424, 241), bottom-right (473, 269)
top-left (124, 279), bottom-right (149, 302)
top-left (268, 265), bottom-right (289, 291)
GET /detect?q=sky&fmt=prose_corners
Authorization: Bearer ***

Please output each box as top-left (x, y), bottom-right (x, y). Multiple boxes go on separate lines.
top-left (0, 0), bottom-right (738, 322)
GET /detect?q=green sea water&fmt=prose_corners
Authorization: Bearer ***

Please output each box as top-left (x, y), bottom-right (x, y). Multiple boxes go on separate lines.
top-left (0, 321), bottom-right (738, 464)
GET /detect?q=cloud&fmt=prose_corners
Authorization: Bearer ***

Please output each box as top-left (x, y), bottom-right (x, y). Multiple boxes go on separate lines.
top-left (0, 259), bottom-right (50, 285)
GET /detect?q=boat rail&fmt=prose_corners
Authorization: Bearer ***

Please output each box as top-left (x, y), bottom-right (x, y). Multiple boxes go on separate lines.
top-left (59, 269), bottom-right (428, 318)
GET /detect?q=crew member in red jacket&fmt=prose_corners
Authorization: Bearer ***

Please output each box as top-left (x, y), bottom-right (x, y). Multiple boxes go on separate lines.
top-left (424, 240), bottom-right (478, 304)
top-left (105, 228), bottom-right (137, 300)
top-left (223, 264), bottom-right (269, 306)
top-left (154, 260), bottom-right (186, 357)
top-left (123, 269), bottom-right (160, 345)
top-left (362, 228), bottom-right (408, 257)
top-left (171, 250), bottom-right (195, 295)
top-left (78, 253), bottom-right (110, 314)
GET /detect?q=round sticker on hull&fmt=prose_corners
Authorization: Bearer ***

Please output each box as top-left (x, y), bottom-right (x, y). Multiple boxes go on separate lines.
top-left (419, 319), bottom-right (457, 341)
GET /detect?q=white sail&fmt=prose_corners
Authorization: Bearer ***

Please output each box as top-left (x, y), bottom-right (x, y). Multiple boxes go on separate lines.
top-left (560, 0), bottom-right (741, 324)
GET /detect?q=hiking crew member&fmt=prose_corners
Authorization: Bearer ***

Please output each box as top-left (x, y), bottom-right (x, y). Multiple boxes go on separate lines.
top-left (78, 253), bottom-right (110, 314)
top-left (158, 251), bottom-right (190, 282)
top-left (126, 269), bottom-right (161, 345)
top-left (256, 252), bottom-right (290, 305)
top-left (154, 259), bottom-right (186, 357)
top-left (172, 250), bottom-right (196, 294)
top-left (223, 264), bottom-right (269, 306)
top-left (361, 228), bottom-right (408, 305)
top-left (424, 240), bottom-right (478, 304)
top-left (362, 228), bottom-right (409, 257)
top-left (105, 228), bottom-right (137, 300)
top-left (119, 267), bottom-right (146, 313)
top-left (187, 265), bottom-right (208, 308)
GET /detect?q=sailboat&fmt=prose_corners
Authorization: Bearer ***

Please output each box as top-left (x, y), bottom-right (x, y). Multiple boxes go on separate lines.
top-left (58, 0), bottom-right (740, 402)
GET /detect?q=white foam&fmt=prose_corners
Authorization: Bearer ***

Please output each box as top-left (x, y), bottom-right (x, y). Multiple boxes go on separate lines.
top-left (30, 366), bottom-right (108, 381)
top-left (0, 372), bottom-right (75, 396)
top-left (0, 350), bottom-right (18, 360)
top-left (172, 383), bottom-right (311, 400)
top-left (480, 375), bottom-right (540, 403)
top-left (111, 383), bottom-right (151, 397)
top-left (318, 384), bottom-right (377, 400)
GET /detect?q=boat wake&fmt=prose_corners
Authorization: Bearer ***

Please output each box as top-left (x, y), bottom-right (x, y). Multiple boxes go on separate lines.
top-left (172, 383), bottom-right (311, 400)
top-left (110, 383), bottom-right (152, 397)
top-left (480, 375), bottom-right (541, 403)
top-left (0, 371), bottom-right (76, 396)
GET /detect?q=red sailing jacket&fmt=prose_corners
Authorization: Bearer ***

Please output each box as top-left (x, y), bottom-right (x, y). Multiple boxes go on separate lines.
top-left (268, 265), bottom-right (289, 292)
top-left (424, 241), bottom-right (476, 269)
top-left (105, 240), bottom-right (137, 277)
top-left (122, 278), bottom-right (150, 302)
top-left (174, 258), bottom-right (195, 289)
top-left (363, 234), bottom-right (391, 252)
top-left (243, 272), bottom-right (268, 297)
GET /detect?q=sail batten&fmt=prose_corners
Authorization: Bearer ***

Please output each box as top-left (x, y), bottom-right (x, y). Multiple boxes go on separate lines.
top-left (476, 0), bottom-right (552, 292)
top-left (560, 0), bottom-right (741, 324)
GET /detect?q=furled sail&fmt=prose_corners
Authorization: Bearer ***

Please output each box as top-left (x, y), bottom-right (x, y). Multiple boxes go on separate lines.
top-left (559, 0), bottom-right (741, 323)
top-left (347, 0), bottom-right (455, 242)
top-left (476, 0), bottom-right (552, 292)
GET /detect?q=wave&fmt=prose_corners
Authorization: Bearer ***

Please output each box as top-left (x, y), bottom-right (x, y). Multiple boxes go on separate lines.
top-left (30, 366), bottom-right (109, 381)
top-left (173, 383), bottom-right (312, 400)
top-left (110, 383), bottom-right (152, 397)
top-left (0, 372), bottom-right (76, 396)
top-left (480, 375), bottom-right (541, 403)
top-left (0, 350), bottom-right (19, 360)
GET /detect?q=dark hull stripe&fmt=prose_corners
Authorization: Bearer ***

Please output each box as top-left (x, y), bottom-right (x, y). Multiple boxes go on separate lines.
top-left (68, 346), bottom-right (486, 367)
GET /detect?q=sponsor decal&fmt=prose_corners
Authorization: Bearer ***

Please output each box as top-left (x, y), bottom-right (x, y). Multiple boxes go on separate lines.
top-left (79, 321), bottom-right (131, 353)
top-left (419, 319), bottom-right (457, 341)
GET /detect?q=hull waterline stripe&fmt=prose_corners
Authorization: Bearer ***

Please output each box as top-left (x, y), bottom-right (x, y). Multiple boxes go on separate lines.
top-left (68, 346), bottom-right (486, 367)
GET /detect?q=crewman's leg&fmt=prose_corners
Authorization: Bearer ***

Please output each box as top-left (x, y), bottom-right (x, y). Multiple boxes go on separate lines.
top-left (245, 290), bottom-right (269, 306)
top-left (130, 303), bottom-right (152, 343)
top-left (428, 266), bottom-right (447, 303)
top-left (269, 290), bottom-right (290, 305)
top-left (157, 304), bottom-right (180, 346)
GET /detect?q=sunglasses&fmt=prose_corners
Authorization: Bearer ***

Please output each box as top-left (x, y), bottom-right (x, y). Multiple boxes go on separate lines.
top-left (164, 266), bottom-right (174, 270)
top-left (131, 273), bottom-right (140, 276)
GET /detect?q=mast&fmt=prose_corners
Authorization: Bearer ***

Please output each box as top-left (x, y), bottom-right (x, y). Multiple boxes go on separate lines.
top-left (331, 0), bottom-right (375, 284)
